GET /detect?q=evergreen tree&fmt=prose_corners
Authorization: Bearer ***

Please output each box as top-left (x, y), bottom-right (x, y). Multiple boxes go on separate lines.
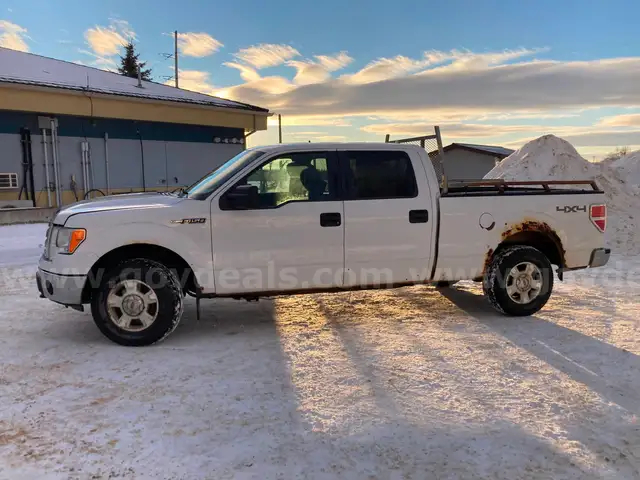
top-left (118, 42), bottom-right (152, 81)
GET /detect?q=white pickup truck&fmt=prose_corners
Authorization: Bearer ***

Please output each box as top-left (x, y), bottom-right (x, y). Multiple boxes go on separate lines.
top-left (36, 143), bottom-right (610, 346)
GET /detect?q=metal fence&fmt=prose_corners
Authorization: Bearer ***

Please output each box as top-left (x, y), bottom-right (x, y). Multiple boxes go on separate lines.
top-left (385, 126), bottom-right (447, 189)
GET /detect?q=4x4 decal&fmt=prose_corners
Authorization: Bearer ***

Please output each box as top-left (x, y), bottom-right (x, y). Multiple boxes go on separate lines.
top-left (556, 205), bottom-right (587, 213)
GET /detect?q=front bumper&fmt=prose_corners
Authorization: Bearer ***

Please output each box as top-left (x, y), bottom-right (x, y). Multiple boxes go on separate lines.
top-left (36, 268), bottom-right (86, 311)
top-left (589, 248), bottom-right (611, 268)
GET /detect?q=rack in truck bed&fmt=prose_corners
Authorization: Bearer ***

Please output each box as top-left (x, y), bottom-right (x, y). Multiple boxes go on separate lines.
top-left (442, 179), bottom-right (603, 197)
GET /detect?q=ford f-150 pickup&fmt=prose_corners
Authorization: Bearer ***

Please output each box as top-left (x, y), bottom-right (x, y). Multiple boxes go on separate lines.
top-left (36, 143), bottom-right (611, 346)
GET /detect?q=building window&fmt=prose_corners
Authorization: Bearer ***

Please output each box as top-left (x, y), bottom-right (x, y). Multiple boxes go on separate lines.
top-left (0, 173), bottom-right (18, 189)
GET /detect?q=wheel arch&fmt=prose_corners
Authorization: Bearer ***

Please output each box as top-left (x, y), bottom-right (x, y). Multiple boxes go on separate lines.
top-left (497, 229), bottom-right (565, 269)
top-left (82, 243), bottom-right (197, 303)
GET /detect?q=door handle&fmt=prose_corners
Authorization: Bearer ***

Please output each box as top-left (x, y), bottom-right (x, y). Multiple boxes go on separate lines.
top-left (320, 212), bottom-right (341, 227)
top-left (409, 209), bottom-right (429, 223)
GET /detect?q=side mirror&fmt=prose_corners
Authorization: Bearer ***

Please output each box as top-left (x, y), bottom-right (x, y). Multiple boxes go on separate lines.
top-left (220, 184), bottom-right (259, 210)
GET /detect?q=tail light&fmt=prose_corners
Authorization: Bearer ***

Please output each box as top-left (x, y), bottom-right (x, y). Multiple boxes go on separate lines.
top-left (590, 204), bottom-right (606, 232)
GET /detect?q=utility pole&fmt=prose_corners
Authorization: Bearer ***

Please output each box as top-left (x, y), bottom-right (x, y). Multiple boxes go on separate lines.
top-left (278, 114), bottom-right (282, 143)
top-left (174, 30), bottom-right (179, 88)
top-left (160, 31), bottom-right (179, 87)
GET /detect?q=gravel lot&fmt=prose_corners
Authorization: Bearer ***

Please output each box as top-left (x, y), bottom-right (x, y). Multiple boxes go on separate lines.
top-left (1, 223), bottom-right (639, 479)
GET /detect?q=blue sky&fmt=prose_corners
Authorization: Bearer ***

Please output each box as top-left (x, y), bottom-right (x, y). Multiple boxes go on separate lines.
top-left (3, 0), bottom-right (640, 157)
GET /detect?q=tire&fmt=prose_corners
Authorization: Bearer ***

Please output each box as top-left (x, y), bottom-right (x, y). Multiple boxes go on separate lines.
top-left (483, 245), bottom-right (553, 316)
top-left (91, 258), bottom-right (184, 346)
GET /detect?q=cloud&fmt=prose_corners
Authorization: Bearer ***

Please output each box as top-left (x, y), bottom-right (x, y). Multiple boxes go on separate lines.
top-left (362, 122), bottom-right (560, 138)
top-left (341, 55), bottom-right (430, 84)
top-left (164, 69), bottom-right (218, 95)
top-left (233, 43), bottom-right (300, 69)
top-left (177, 32), bottom-right (222, 57)
top-left (0, 20), bottom-right (29, 52)
top-left (598, 113), bottom-right (640, 127)
top-left (288, 131), bottom-right (326, 136)
top-left (223, 62), bottom-right (262, 82)
top-left (224, 55), bottom-right (640, 122)
top-left (266, 115), bottom-right (351, 127)
top-left (338, 48), bottom-right (542, 85)
top-left (84, 19), bottom-right (134, 56)
top-left (288, 52), bottom-right (353, 85)
top-left (506, 130), bottom-right (640, 149)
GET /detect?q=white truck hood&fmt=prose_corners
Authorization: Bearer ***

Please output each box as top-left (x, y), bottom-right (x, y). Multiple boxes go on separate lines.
top-left (54, 192), bottom-right (184, 224)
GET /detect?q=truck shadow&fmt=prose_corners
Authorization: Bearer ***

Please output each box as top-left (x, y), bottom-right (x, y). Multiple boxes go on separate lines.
top-left (439, 287), bottom-right (640, 413)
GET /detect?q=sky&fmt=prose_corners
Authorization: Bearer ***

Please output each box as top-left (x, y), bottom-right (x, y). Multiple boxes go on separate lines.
top-left (2, 0), bottom-right (640, 159)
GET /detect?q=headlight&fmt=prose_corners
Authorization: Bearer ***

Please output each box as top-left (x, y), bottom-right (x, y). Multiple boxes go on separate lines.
top-left (55, 227), bottom-right (86, 254)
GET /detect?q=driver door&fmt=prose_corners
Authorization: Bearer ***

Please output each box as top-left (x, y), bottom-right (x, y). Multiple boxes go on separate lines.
top-left (210, 150), bottom-right (344, 294)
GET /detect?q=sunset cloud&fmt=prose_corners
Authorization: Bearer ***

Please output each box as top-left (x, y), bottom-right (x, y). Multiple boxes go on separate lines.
top-left (233, 43), bottom-right (300, 69)
top-left (177, 32), bottom-right (222, 57)
top-left (0, 20), bottom-right (29, 52)
top-left (84, 19), bottom-right (134, 56)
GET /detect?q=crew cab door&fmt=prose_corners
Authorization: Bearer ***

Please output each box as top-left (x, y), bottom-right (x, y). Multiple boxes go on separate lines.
top-left (210, 150), bottom-right (344, 294)
top-left (339, 148), bottom-right (436, 286)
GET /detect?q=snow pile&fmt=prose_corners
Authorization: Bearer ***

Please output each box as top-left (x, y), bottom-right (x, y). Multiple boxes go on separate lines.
top-left (600, 149), bottom-right (640, 194)
top-left (485, 135), bottom-right (639, 255)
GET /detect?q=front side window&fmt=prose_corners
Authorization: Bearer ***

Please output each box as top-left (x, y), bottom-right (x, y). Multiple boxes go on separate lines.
top-left (186, 149), bottom-right (266, 200)
top-left (229, 151), bottom-right (335, 208)
top-left (343, 150), bottom-right (418, 200)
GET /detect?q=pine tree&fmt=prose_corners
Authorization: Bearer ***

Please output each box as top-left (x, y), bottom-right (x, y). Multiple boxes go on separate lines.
top-left (118, 42), bottom-right (152, 81)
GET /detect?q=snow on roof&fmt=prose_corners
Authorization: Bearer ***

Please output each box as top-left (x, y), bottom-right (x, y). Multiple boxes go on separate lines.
top-left (0, 47), bottom-right (268, 113)
top-left (448, 143), bottom-right (515, 158)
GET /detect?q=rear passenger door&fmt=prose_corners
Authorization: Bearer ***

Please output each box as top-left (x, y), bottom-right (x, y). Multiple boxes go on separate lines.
top-left (339, 148), bottom-right (435, 287)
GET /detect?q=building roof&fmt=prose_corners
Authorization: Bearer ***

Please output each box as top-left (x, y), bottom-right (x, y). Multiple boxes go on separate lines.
top-left (444, 143), bottom-right (515, 158)
top-left (0, 47), bottom-right (268, 113)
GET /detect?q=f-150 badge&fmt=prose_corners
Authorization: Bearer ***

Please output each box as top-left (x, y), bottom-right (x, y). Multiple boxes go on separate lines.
top-left (171, 218), bottom-right (207, 224)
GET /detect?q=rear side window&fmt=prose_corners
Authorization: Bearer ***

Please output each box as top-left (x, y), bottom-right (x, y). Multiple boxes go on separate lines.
top-left (344, 150), bottom-right (418, 200)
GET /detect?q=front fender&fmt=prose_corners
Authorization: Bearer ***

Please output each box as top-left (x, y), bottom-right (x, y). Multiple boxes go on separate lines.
top-left (63, 218), bottom-right (214, 290)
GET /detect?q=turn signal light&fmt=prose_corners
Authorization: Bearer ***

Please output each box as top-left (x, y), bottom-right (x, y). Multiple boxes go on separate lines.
top-left (68, 229), bottom-right (86, 253)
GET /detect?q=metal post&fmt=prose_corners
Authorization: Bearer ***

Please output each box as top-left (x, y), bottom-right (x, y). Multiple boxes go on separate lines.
top-left (278, 114), bottom-right (282, 143)
top-left (42, 129), bottom-right (52, 207)
top-left (50, 119), bottom-right (62, 206)
top-left (434, 125), bottom-right (447, 193)
top-left (174, 30), bottom-right (179, 88)
top-left (104, 132), bottom-right (110, 195)
top-left (81, 141), bottom-right (87, 198)
top-left (88, 141), bottom-right (95, 195)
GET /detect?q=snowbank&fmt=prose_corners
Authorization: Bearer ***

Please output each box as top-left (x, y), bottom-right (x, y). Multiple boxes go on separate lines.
top-left (601, 149), bottom-right (640, 194)
top-left (485, 135), bottom-right (639, 255)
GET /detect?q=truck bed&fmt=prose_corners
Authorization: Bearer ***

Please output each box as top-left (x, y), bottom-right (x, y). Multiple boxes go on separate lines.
top-left (442, 180), bottom-right (604, 197)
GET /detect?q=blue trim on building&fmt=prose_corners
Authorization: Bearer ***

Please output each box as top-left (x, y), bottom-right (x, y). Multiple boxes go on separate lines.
top-left (0, 110), bottom-right (244, 143)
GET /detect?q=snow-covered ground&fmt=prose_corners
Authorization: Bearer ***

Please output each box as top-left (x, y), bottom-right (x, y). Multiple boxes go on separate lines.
top-left (1, 223), bottom-right (640, 479)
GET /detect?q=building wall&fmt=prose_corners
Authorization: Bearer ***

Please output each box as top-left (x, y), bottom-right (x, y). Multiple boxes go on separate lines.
top-left (442, 149), bottom-right (499, 181)
top-left (0, 110), bottom-right (244, 206)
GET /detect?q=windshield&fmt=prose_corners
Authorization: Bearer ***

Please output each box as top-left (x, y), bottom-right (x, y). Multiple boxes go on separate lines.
top-left (185, 149), bottom-right (266, 200)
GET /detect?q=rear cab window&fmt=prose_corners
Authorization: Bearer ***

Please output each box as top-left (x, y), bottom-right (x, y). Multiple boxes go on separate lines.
top-left (341, 150), bottom-right (419, 200)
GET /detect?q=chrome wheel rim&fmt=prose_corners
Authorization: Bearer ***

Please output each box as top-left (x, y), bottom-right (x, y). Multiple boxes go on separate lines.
top-left (106, 279), bottom-right (159, 332)
top-left (505, 262), bottom-right (543, 304)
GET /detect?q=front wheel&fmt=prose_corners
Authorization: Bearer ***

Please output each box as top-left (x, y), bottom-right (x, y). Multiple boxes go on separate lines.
top-left (483, 245), bottom-right (553, 316)
top-left (91, 258), bottom-right (184, 346)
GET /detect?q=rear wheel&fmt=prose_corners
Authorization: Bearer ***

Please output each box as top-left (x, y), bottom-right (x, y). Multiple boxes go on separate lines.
top-left (91, 258), bottom-right (183, 346)
top-left (483, 245), bottom-right (553, 316)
